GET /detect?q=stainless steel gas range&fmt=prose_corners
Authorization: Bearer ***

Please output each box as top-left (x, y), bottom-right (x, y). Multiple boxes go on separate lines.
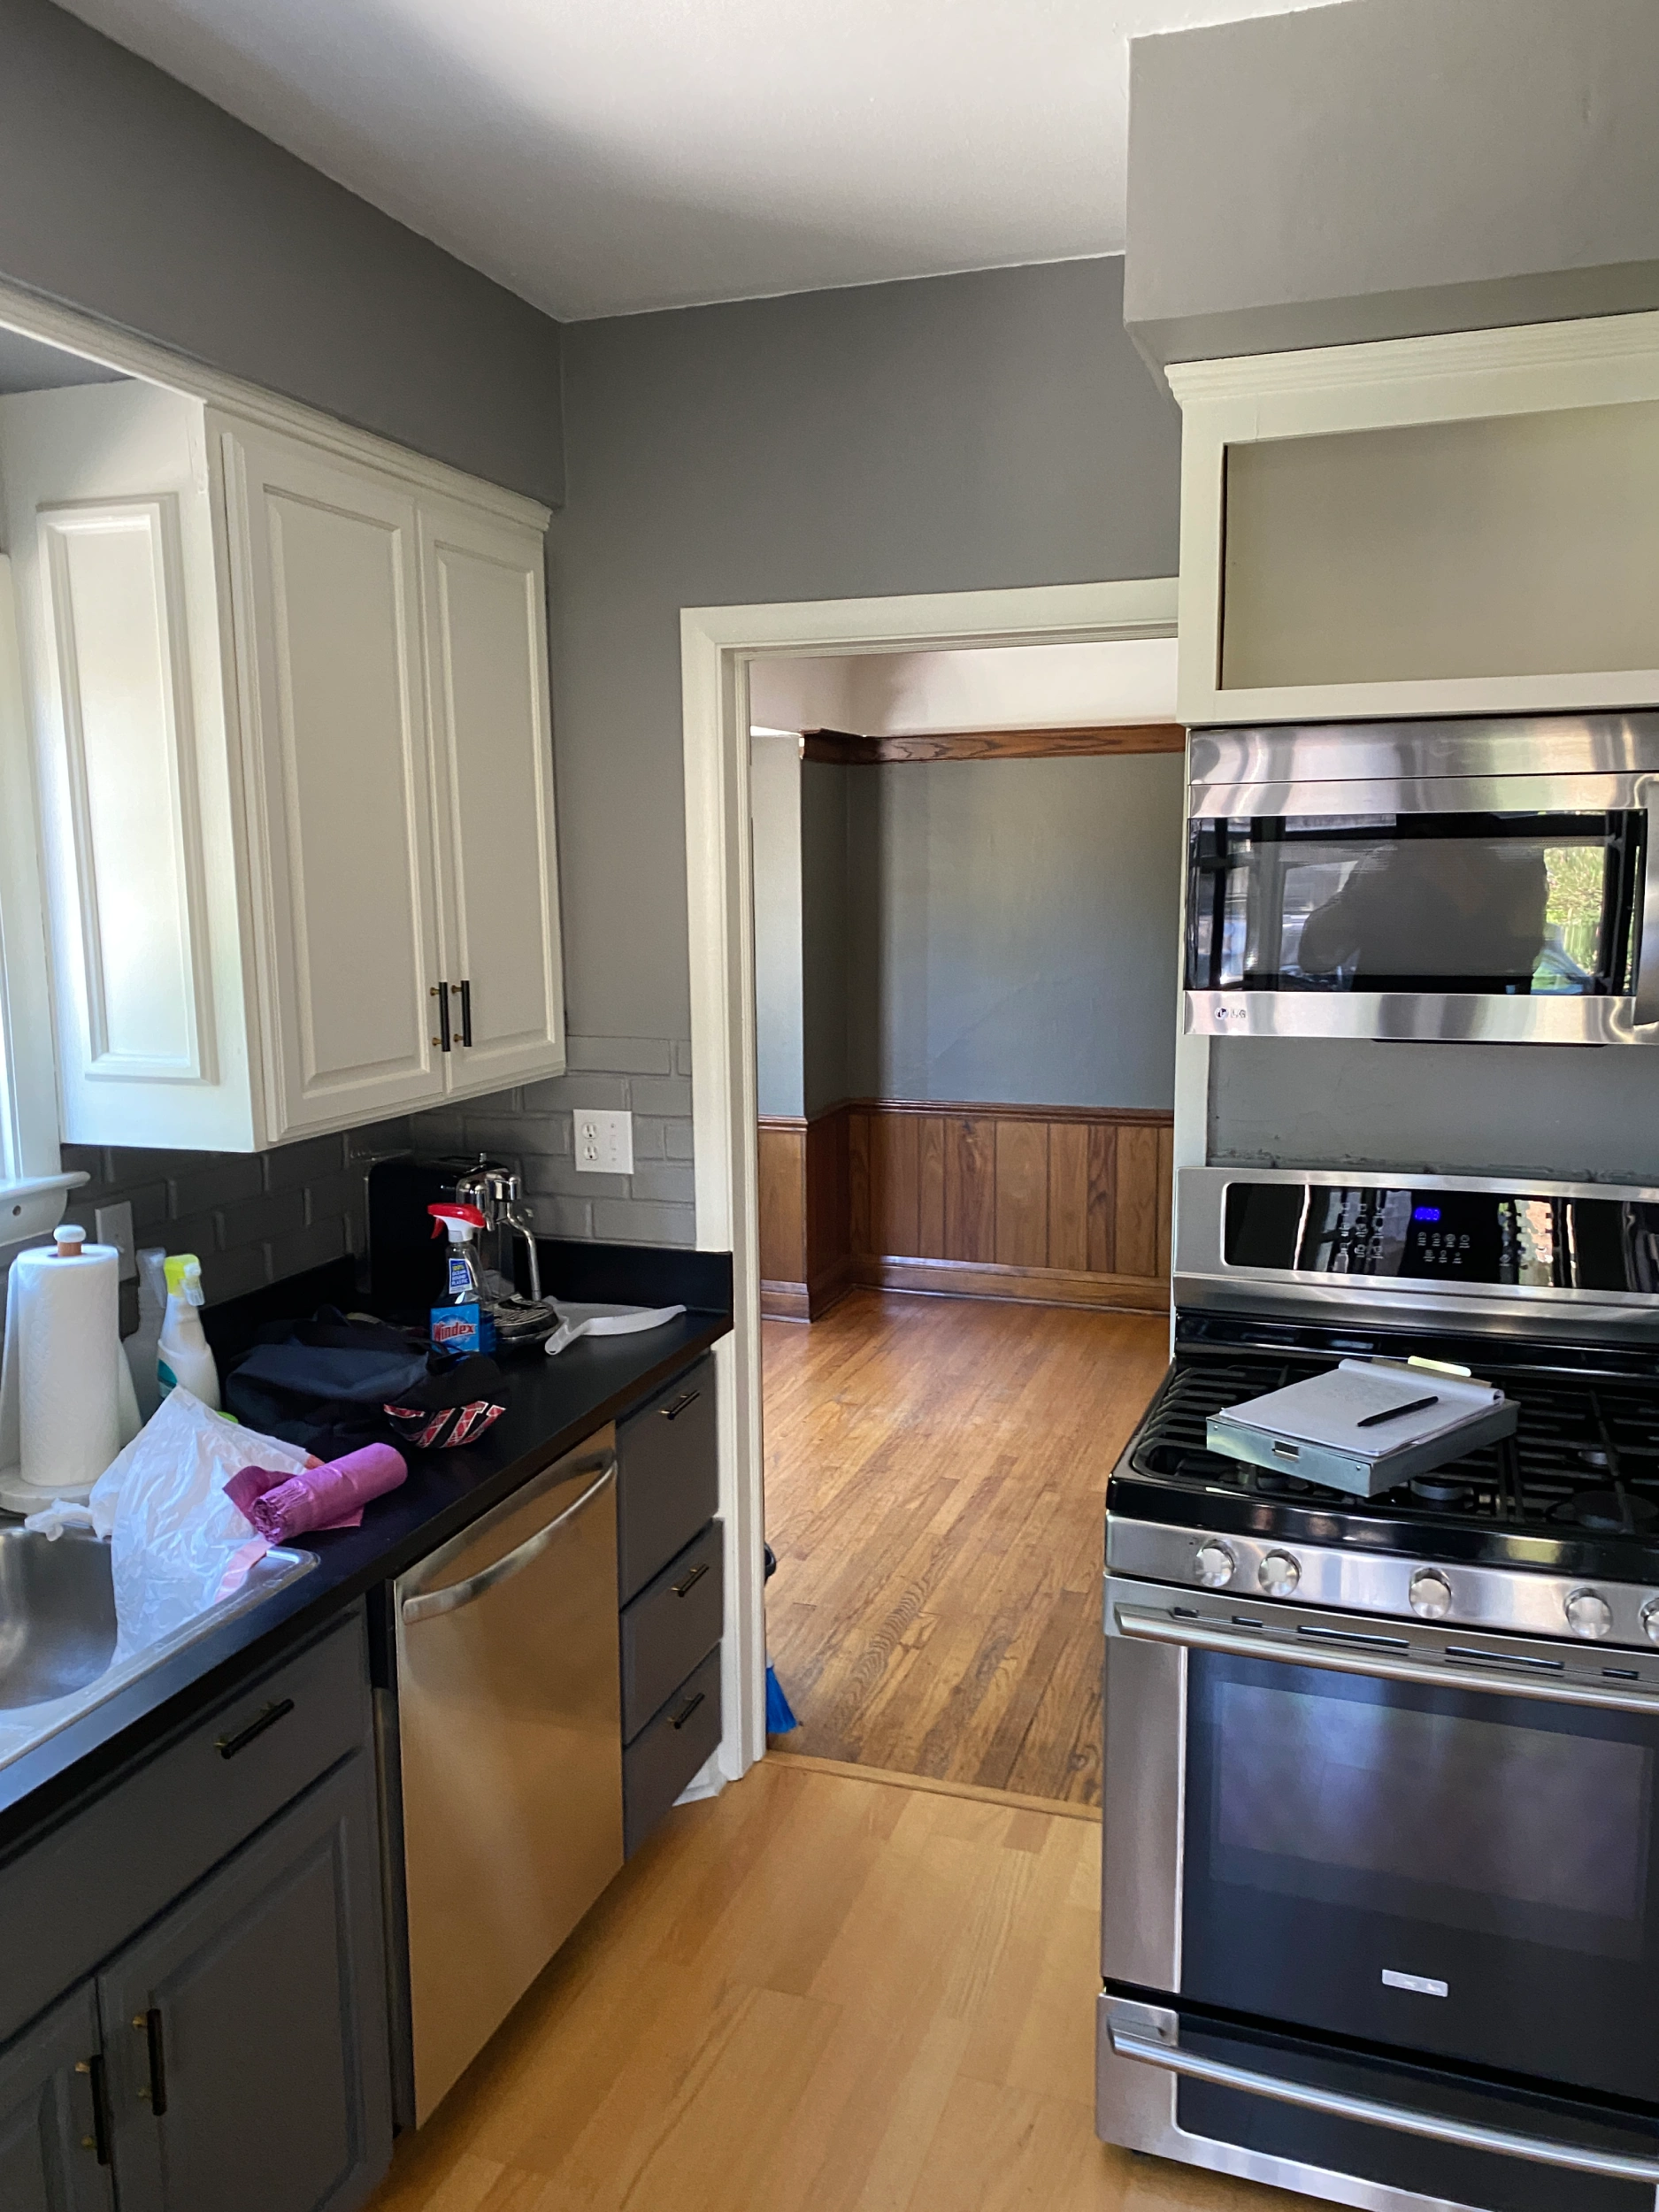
top-left (1099, 1165), bottom-right (1659, 2212)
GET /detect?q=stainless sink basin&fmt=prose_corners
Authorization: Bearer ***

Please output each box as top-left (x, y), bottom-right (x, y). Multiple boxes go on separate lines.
top-left (0, 1528), bottom-right (116, 1708)
top-left (0, 1525), bottom-right (318, 1770)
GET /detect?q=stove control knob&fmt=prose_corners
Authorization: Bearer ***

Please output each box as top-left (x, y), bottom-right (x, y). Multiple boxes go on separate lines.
top-left (1409, 1570), bottom-right (1454, 1620)
top-left (1258, 1550), bottom-right (1301, 1599)
top-left (1194, 1540), bottom-right (1236, 1589)
top-left (1565, 1588), bottom-right (1613, 1640)
top-left (1642, 1598), bottom-right (1659, 1647)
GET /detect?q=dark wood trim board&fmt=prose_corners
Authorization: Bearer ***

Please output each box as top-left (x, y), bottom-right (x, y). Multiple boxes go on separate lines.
top-left (800, 724), bottom-right (1185, 764)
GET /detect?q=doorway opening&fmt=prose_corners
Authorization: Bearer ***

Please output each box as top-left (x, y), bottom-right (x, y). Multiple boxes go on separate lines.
top-left (749, 637), bottom-right (1181, 1803)
top-left (679, 580), bottom-right (1188, 1807)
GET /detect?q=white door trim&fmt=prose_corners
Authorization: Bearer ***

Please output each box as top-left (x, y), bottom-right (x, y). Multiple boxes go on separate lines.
top-left (680, 577), bottom-right (1181, 1791)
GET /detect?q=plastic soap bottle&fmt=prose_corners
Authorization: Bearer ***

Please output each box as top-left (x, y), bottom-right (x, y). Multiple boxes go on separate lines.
top-left (157, 1254), bottom-right (221, 1409)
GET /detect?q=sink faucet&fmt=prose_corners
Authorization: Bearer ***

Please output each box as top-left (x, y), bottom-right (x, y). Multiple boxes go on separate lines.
top-left (455, 1161), bottom-right (542, 1305)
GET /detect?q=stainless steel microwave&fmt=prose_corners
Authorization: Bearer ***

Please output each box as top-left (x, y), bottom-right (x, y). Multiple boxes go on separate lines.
top-left (1185, 715), bottom-right (1659, 1046)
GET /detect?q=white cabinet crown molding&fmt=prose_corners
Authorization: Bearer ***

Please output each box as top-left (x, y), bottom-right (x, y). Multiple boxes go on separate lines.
top-left (1169, 305), bottom-right (1659, 726)
top-left (1166, 304), bottom-right (1659, 411)
top-left (0, 275), bottom-right (550, 537)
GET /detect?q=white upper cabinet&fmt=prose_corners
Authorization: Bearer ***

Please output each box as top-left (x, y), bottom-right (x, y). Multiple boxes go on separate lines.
top-left (217, 422), bottom-right (446, 1133)
top-left (419, 496), bottom-right (564, 1092)
top-left (2, 381), bottom-right (562, 1151)
top-left (1171, 307), bottom-right (1659, 729)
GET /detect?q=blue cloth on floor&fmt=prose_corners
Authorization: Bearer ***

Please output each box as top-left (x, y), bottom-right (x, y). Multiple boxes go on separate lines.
top-left (765, 1663), bottom-right (798, 1734)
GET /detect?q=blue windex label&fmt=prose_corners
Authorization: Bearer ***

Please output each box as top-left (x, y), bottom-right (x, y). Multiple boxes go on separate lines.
top-left (432, 1302), bottom-right (483, 1353)
top-left (447, 1255), bottom-right (472, 1294)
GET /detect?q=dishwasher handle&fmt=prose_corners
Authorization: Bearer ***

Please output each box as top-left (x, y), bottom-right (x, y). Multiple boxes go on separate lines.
top-left (402, 1457), bottom-right (616, 1624)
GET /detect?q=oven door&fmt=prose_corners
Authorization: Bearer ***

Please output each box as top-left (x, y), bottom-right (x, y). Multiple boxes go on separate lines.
top-left (1185, 770), bottom-right (1659, 1043)
top-left (1102, 1579), bottom-right (1659, 2106)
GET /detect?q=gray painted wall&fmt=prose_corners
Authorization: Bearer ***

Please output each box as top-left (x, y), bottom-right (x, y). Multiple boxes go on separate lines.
top-left (545, 257), bottom-right (1181, 1051)
top-left (0, 0), bottom-right (563, 501)
top-left (750, 734), bottom-right (806, 1119)
top-left (845, 755), bottom-right (1184, 1110)
top-left (1126, 0), bottom-right (1659, 370)
top-left (1210, 1039), bottom-right (1659, 1190)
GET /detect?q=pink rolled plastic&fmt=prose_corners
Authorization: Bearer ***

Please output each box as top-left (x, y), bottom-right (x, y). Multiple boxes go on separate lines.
top-left (225, 1442), bottom-right (407, 1540)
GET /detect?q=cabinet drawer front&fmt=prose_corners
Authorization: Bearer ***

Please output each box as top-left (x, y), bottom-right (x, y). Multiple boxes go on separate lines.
top-left (0, 1611), bottom-right (369, 2045)
top-left (620, 1521), bottom-right (723, 1745)
top-left (617, 1356), bottom-right (718, 1603)
top-left (622, 1647), bottom-right (721, 1860)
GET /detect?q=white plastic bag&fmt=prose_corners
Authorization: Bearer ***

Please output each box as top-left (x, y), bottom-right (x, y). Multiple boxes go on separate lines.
top-left (86, 1389), bottom-right (313, 1663)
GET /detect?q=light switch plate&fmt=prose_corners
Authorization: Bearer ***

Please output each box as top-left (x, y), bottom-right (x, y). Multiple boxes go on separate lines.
top-left (573, 1109), bottom-right (634, 1176)
top-left (95, 1200), bottom-right (138, 1279)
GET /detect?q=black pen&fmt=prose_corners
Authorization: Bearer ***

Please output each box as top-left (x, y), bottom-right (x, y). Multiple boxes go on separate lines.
top-left (1356, 1392), bottom-right (1440, 1428)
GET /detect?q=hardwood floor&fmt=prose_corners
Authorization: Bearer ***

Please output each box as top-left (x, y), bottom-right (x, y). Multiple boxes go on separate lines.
top-left (761, 1289), bottom-right (1170, 1806)
top-left (368, 1759), bottom-right (1322, 2212)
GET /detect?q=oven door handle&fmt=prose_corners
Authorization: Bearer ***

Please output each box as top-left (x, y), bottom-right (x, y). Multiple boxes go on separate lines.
top-left (1113, 1603), bottom-right (1659, 1716)
top-left (1106, 2011), bottom-right (1659, 2183)
top-left (1635, 774), bottom-right (1659, 1028)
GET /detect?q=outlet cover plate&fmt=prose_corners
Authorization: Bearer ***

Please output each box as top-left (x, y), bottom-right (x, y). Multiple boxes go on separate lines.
top-left (95, 1200), bottom-right (138, 1279)
top-left (574, 1108), bottom-right (634, 1176)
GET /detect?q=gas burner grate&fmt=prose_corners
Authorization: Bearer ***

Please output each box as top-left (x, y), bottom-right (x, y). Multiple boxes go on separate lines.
top-left (1131, 1356), bottom-right (1659, 1531)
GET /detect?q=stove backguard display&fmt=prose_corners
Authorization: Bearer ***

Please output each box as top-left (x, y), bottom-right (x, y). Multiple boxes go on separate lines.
top-left (1225, 1180), bottom-right (1659, 1294)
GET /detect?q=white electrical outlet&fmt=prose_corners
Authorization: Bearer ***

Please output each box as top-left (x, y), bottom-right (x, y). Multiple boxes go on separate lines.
top-left (573, 1108), bottom-right (634, 1175)
top-left (95, 1200), bottom-right (138, 1279)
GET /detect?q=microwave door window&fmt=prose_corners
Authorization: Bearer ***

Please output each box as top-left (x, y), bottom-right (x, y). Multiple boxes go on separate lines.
top-left (1186, 811), bottom-right (1642, 997)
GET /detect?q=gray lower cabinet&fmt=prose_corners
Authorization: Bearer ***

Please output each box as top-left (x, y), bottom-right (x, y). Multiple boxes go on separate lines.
top-left (97, 1752), bottom-right (390, 2212)
top-left (616, 1356), bottom-right (718, 1604)
top-left (0, 1609), bottom-right (391, 2212)
top-left (616, 1357), bottom-right (725, 1858)
top-left (0, 1982), bottom-right (111, 2212)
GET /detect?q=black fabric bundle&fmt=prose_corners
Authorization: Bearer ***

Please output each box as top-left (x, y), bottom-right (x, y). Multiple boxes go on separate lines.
top-left (222, 1308), bottom-right (506, 1456)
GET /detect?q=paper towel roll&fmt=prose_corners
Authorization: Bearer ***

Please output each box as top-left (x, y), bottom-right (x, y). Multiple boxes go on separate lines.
top-left (1, 1239), bottom-right (125, 1493)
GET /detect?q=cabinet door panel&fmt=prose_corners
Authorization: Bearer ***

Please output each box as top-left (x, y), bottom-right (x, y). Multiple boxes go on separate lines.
top-left (220, 423), bottom-right (445, 1136)
top-left (421, 500), bottom-right (564, 1091)
top-left (0, 1983), bottom-right (113, 2212)
top-left (98, 1753), bottom-right (391, 2212)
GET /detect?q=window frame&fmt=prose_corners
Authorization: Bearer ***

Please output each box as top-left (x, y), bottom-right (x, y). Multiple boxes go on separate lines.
top-left (0, 551), bottom-right (81, 1243)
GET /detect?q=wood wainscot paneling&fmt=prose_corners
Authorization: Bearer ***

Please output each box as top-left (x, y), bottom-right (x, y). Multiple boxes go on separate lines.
top-left (847, 1100), bottom-right (1173, 1315)
top-left (764, 1099), bottom-right (1173, 1319)
top-left (757, 1110), bottom-right (855, 1322)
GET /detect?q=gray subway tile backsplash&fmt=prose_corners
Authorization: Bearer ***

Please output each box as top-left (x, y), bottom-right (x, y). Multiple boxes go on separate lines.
top-left (408, 1034), bottom-right (695, 1248)
top-left (42, 1034), bottom-right (696, 1310)
top-left (627, 1074), bottom-right (694, 1118)
top-left (565, 1034), bottom-right (676, 1076)
top-left (57, 1119), bottom-right (409, 1309)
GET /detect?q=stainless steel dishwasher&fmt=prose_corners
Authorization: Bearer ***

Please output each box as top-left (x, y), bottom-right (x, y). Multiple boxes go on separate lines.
top-left (393, 1425), bottom-right (622, 2122)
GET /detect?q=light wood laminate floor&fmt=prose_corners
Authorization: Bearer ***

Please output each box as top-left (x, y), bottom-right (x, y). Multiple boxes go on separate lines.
top-left (369, 1759), bottom-right (1320, 2212)
top-left (761, 1290), bottom-right (1170, 1804)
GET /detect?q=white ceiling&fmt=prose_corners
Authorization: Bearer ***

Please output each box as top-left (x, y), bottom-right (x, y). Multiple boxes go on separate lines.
top-left (57, 0), bottom-right (1340, 323)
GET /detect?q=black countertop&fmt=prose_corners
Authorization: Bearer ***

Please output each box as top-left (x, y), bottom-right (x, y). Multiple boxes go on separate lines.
top-left (0, 1244), bottom-right (732, 1853)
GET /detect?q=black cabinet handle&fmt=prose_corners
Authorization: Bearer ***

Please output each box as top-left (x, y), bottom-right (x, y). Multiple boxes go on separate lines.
top-left (432, 982), bottom-right (451, 1053)
top-left (76, 2056), bottom-right (112, 2164)
top-left (661, 1389), bottom-right (701, 1422)
top-left (457, 979), bottom-right (473, 1048)
top-left (134, 2008), bottom-right (168, 2116)
top-left (215, 1697), bottom-right (294, 1760)
top-left (671, 1561), bottom-right (710, 1598)
top-left (671, 1691), bottom-right (705, 1732)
